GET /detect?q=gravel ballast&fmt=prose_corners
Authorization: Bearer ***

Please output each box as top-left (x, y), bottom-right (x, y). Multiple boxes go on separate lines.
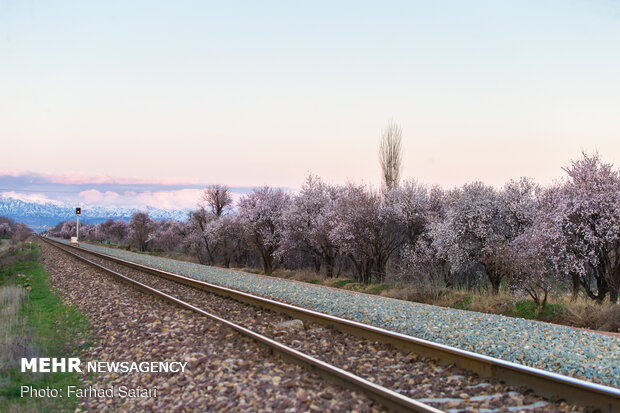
top-left (39, 241), bottom-right (379, 412)
top-left (68, 244), bottom-right (581, 412)
top-left (58, 239), bottom-right (620, 389)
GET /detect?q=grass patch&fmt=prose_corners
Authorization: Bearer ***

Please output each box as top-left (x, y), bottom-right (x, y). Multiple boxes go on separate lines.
top-left (504, 300), bottom-right (538, 319)
top-left (330, 279), bottom-right (357, 288)
top-left (503, 300), bottom-right (564, 320)
top-left (451, 294), bottom-right (473, 310)
top-left (561, 299), bottom-right (620, 331)
top-left (540, 303), bottom-right (565, 319)
top-left (0, 241), bottom-right (91, 413)
top-left (364, 284), bottom-right (390, 295)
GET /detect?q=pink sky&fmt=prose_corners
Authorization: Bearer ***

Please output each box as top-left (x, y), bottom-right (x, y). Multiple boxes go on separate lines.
top-left (2, 2), bottom-right (619, 193)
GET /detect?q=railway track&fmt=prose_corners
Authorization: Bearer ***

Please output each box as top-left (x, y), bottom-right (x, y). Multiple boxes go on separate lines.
top-left (40, 236), bottom-right (620, 412)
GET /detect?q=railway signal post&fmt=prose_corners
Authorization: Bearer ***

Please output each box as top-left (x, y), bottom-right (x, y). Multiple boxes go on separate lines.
top-left (75, 207), bottom-right (81, 243)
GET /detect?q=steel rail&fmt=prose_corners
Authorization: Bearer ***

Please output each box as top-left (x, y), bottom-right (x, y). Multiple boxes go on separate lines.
top-left (43, 237), bottom-right (620, 412)
top-left (40, 236), bottom-right (441, 413)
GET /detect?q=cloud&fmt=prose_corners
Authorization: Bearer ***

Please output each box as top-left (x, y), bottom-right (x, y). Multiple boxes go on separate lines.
top-left (0, 168), bottom-right (204, 186)
top-left (0, 169), bottom-right (24, 178)
top-left (133, 189), bottom-right (203, 209)
top-left (0, 191), bottom-right (65, 206)
top-left (1, 188), bottom-right (204, 210)
top-left (76, 188), bottom-right (202, 209)
top-left (78, 190), bottom-right (121, 205)
top-left (0, 168), bottom-right (260, 211)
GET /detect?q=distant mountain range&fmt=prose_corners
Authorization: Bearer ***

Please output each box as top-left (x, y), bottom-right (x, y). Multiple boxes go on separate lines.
top-left (0, 198), bottom-right (190, 231)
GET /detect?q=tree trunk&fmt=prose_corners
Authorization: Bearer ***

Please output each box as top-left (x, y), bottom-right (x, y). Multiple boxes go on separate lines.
top-left (442, 261), bottom-right (452, 288)
top-left (609, 265), bottom-right (619, 304)
top-left (571, 272), bottom-right (580, 300)
top-left (253, 234), bottom-right (273, 274)
top-left (313, 256), bottom-right (321, 273)
top-left (324, 255), bottom-right (335, 278)
top-left (261, 251), bottom-right (273, 274)
top-left (350, 257), bottom-right (363, 283)
top-left (378, 257), bottom-right (388, 283)
top-left (582, 273), bottom-right (609, 304)
top-left (203, 236), bottom-right (215, 265)
top-left (488, 270), bottom-right (501, 295)
top-left (363, 260), bottom-right (373, 285)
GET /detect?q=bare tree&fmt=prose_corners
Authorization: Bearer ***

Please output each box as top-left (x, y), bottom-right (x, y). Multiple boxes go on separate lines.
top-left (379, 120), bottom-right (403, 192)
top-left (202, 184), bottom-right (233, 217)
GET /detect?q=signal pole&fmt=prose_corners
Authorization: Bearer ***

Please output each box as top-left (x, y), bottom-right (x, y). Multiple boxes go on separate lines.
top-left (76, 207), bottom-right (81, 242)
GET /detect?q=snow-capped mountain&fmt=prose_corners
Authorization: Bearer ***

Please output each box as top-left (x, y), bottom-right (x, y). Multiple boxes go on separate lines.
top-left (0, 197), bottom-right (190, 231)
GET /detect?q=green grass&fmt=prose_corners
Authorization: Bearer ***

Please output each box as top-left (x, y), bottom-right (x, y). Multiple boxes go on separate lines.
top-left (452, 294), bottom-right (473, 310)
top-left (331, 279), bottom-right (357, 288)
top-left (504, 300), bottom-right (565, 320)
top-left (365, 284), bottom-right (390, 294)
top-left (0, 242), bottom-right (92, 413)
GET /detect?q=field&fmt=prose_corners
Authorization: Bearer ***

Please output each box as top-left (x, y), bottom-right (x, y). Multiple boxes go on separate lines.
top-left (0, 240), bottom-right (91, 413)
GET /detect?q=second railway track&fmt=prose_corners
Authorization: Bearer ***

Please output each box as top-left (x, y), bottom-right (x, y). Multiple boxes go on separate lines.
top-left (41, 237), bottom-right (620, 412)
